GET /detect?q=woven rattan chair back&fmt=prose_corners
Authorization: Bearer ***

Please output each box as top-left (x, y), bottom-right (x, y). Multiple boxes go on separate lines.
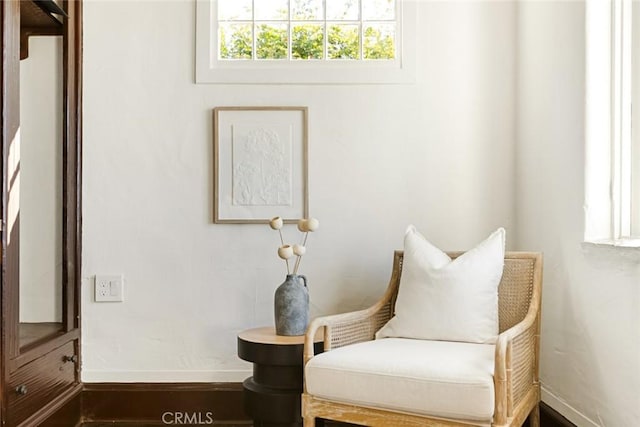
top-left (387, 251), bottom-right (536, 333)
top-left (325, 251), bottom-right (537, 351)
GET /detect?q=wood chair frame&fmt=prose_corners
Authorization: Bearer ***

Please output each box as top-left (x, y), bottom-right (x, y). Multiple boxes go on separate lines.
top-left (302, 251), bottom-right (543, 427)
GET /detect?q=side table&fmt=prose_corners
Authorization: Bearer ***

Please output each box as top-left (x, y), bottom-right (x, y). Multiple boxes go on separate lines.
top-left (237, 326), bottom-right (324, 427)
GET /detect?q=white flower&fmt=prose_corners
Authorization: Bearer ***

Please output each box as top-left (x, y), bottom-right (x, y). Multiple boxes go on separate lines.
top-left (278, 245), bottom-right (294, 260)
top-left (269, 216), bottom-right (284, 230)
top-left (270, 216), bottom-right (320, 275)
top-left (306, 218), bottom-right (320, 232)
top-left (297, 218), bottom-right (309, 232)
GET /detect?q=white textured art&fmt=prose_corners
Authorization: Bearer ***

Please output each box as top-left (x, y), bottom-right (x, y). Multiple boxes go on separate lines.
top-left (231, 124), bottom-right (293, 206)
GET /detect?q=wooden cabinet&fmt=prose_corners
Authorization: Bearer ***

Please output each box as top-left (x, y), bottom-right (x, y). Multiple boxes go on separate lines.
top-left (1, 1), bottom-right (83, 425)
top-left (7, 342), bottom-right (77, 426)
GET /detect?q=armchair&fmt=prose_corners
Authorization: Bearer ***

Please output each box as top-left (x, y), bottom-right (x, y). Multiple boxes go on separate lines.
top-left (303, 251), bottom-right (542, 427)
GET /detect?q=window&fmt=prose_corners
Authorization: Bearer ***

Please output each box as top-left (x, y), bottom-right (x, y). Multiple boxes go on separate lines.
top-left (585, 0), bottom-right (640, 245)
top-left (632, 0), bottom-right (640, 237)
top-left (195, 0), bottom-right (416, 84)
top-left (217, 0), bottom-right (396, 61)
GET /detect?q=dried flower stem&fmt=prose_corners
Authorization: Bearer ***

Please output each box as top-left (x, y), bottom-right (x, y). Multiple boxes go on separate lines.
top-left (279, 231), bottom-right (288, 273)
top-left (272, 218), bottom-right (318, 276)
top-left (293, 232), bottom-right (309, 274)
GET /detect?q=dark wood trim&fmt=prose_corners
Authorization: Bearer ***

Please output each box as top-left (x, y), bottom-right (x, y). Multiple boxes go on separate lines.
top-left (33, 0), bottom-right (67, 19)
top-left (30, 383), bottom-right (577, 427)
top-left (20, 27), bottom-right (62, 61)
top-left (39, 390), bottom-right (82, 427)
top-left (19, 0), bottom-right (64, 60)
top-left (82, 383), bottom-right (251, 425)
top-left (73, 0), bottom-right (83, 337)
top-left (72, 0), bottom-right (83, 364)
top-left (18, 321), bottom-right (63, 349)
top-left (0, 0), bottom-right (9, 421)
top-left (539, 401), bottom-right (576, 427)
top-left (17, 384), bottom-right (82, 427)
top-left (10, 329), bottom-right (80, 372)
top-left (2, 0), bottom-right (22, 370)
top-left (2, 0), bottom-right (83, 425)
top-left (4, 0), bottom-right (82, 363)
top-left (58, 0), bottom-right (82, 352)
top-left (20, 1), bottom-right (63, 29)
top-left (0, 379), bottom-right (578, 427)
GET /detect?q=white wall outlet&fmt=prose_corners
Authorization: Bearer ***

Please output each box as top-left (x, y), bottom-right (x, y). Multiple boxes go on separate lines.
top-left (95, 275), bottom-right (124, 302)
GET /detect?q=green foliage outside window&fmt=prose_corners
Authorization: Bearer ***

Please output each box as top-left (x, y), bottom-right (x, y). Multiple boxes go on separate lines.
top-left (292, 25), bottom-right (324, 59)
top-left (218, 0), bottom-right (396, 61)
top-left (363, 26), bottom-right (395, 59)
top-left (257, 25), bottom-right (288, 59)
top-left (219, 24), bottom-right (252, 59)
top-left (327, 25), bottom-right (359, 59)
top-left (220, 25), bottom-right (395, 60)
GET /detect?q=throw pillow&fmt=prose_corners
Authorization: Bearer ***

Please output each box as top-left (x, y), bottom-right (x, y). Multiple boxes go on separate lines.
top-left (376, 225), bottom-right (505, 344)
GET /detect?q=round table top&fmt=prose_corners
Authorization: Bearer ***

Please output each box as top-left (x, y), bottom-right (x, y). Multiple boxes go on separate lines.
top-left (238, 326), bottom-right (323, 346)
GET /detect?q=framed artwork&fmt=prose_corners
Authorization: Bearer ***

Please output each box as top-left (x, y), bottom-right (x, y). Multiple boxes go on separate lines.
top-left (213, 106), bottom-right (309, 224)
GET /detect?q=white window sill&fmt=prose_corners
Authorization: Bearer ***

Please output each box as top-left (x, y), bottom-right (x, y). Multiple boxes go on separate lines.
top-left (583, 238), bottom-right (640, 248)
top-left (581, 239), bottom-right (640, 262)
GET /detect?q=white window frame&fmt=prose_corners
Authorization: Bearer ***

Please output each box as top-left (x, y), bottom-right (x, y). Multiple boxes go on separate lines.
top-left (585, 0), bottom-right (640, 247)
top-left (195, 0), bottom-right (417, 84)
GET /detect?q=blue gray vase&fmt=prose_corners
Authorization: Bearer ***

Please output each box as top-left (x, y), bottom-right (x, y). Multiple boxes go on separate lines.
top-left (274, 274), bottom-right (309, 336)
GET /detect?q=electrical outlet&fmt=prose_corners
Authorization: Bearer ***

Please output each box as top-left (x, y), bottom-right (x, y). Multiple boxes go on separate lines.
top-left (95, 275), bottom-right (124, 302)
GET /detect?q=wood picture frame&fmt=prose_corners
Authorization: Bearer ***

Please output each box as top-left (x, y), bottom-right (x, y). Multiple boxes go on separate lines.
top-left (213, 106), bottom-right (309, 224)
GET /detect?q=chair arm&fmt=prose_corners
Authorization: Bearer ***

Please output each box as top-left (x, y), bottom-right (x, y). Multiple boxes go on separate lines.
top-left (304, 299), bottom-right (393, 366)
top-left (304, 251), bottom-right (403, 367)
top-left (493, 310), bottom-right (540, 424)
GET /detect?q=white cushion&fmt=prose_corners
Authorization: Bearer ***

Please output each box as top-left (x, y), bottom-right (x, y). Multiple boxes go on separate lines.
top-left (376, 226), bottom-right (505, 344)
top-left (305, 338), bottom-right (495, 422)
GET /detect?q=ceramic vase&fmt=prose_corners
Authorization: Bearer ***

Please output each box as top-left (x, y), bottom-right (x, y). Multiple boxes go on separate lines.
top-left (274, 274), bottom-right (309, 336)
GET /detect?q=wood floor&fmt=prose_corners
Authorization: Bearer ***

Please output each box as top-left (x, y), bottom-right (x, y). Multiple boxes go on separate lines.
top-left (81, 424), bottom-right (330, 427)
top-left (58, 385), bottom-right (574, 427)
top-left (81, 425), bottom-right (249, 427)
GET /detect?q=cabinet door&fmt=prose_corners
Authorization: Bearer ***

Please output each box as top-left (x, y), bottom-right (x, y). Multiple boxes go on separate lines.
top-left (3, 0), bottom-right (82, 367)
top-left (1, 1), bottom-right (83, 424)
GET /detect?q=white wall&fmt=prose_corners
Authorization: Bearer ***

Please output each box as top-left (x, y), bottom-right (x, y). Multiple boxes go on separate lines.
top-left (19, 36), bottom-right (63, 323)
top-left (80, 1), bottom-right (640, 425)
top-left (516, 2), bottom-right (640, 426)
top-left (82, 0), bottom-right (516, 382)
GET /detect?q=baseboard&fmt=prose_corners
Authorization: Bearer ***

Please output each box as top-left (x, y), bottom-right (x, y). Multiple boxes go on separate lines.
top-left (81, 370), bottom-right (251, 383)
top-left (540, 401), bottom-right (579, 427)
top-left (542, 387), bottom-right (599, 427)
top-left (82, 382), bottom-right (251, 425)
top-left (38, 390), bottom-right (83, 427)
top-left (37, 382), bottom-right (580, 427)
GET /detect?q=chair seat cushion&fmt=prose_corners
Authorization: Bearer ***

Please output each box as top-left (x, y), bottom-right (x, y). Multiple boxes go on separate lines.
top-left (305, 338), bottom-right (495, 422)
